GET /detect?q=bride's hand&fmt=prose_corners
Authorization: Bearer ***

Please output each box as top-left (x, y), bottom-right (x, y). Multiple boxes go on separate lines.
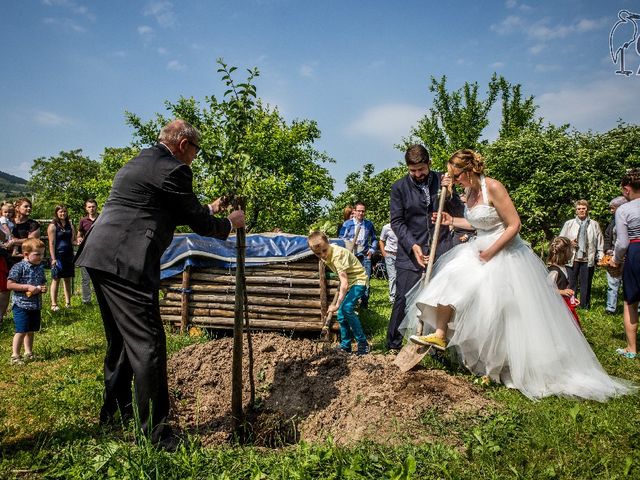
top-left (432, 211), bottom-right (453, 226)
top-left (441, 173), bottom-right (452, 188)
top-left (479, 250), bottom-right (494, 263)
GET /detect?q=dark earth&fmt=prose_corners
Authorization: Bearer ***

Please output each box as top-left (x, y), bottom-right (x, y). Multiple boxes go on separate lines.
top-left (168, 332), bottom-right (493, 447)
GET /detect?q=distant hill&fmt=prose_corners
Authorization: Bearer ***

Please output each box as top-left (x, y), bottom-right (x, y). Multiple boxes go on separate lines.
top-left (0, 170), bottom-right (29, 197)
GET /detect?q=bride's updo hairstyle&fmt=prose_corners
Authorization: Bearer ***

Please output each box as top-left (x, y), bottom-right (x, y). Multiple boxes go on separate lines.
top-left (448, 149), bottom-right (485, 176)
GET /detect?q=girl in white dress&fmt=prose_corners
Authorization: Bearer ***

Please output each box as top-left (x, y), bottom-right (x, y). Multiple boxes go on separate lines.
top-left (401, 149), bottom-right (635, 401)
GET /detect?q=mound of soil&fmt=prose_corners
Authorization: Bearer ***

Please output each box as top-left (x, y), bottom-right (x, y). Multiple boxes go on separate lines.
top-left (168, 333), bottom-right (492, 446)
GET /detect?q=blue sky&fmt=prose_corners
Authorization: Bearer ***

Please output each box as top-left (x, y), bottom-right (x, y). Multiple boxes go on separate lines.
top-left (1, 0), bottom-right (639, 192)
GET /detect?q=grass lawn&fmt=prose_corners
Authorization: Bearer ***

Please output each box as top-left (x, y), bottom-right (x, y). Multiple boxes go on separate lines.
top-left (0, 269), bottom-right (639, 479)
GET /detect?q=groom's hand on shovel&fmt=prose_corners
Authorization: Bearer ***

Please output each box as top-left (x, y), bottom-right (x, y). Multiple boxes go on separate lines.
top-left (412, 244), bottom-right (428, 268)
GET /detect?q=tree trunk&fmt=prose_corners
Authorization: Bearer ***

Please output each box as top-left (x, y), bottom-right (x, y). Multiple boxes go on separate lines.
top-left (231, 203), bottom-right (246, 430)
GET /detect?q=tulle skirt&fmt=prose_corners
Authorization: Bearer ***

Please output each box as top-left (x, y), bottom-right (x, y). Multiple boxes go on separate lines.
top-left (399, 233), bottom-right (636, 401)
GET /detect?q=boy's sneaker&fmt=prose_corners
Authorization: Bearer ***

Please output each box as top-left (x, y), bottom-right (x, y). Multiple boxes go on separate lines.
top-left (23, 353), bottom-right (35, 362)
top-left (356, 343), bottom-right (370, 356)
top-left (410, 334), bottom-right (447, 351)
top-left (333, 346), bottom-right (352, 355)
top-left (10, 356), bottom-right (23, 366)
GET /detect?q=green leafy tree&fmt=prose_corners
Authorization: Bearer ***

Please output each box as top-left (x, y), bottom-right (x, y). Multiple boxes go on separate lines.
top-left (87, 146), bottom-right (140, 208)
top-left (497, 77), bottom-right (540, 140)
top-left (400, 74), bottom-right (502, 170)
top-left (125, 61), bottom-right (333, 234)
top-left (485, 122), bottom-right (640, 246)
top-left (399, 75), bottom-right (539, 169)
top-left (28, 149), bottom-right (100, 221)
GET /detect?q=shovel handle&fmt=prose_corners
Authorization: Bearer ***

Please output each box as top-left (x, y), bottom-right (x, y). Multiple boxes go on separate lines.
top-left (425, 184), bottom-right (449, 282)
top-left (321, 291), bottom-right (340, 333)
top-left (416, 184), bottom-right (449, 336)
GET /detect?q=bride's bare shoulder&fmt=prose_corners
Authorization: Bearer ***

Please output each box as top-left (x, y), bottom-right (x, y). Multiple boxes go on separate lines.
top-left (485, 177), bottom-right (507, 194)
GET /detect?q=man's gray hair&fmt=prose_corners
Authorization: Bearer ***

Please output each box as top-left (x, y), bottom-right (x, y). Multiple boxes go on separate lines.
top-left (610, 196), bottom-right (628, 208)
top-left (158, 119), bottom-right (200, 145)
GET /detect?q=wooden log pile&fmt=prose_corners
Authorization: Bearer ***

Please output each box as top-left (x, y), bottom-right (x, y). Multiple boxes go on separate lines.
top-left (159, 256), bottom-right (340, 333)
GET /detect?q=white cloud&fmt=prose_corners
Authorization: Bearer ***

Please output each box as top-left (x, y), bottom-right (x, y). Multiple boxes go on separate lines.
top-left (495, 15), bottom-right (609, 40)
top-left (534, 63), bottom-right (560, 72)
top-left (157, 47), bottom-right (168, 55)
top-left (492, 15), bottom-right (608, 40)
top-left (299, 63), bottom-right (316, 78)
top-left (143, 1), bottom-right (177, 28)
top-left (491, 61), bottom-right (505, 68)
top-left (43, 17), bottom-right (85, 33)
top-left (16, 161), bottom-right (32, 179)
top-left (33, 110), bottom-right (71, 126)
top-left (537, 78), bottom-right (640, 131)
top-left (346, 103), bottom-right (424, 144)
top-left (137, 25), bottom-right (153, 35)
top-left (490, 15), bottom-right (523, 35)
top-left (505, 0), bottom-right (532, 12)
top-left (529, 44), bottom-right (545, 54)
top-left (167, 59), bottom-right (185, 71)
top-left (42, 0), bottom-right (95, 21)
top-left (575, 17), bottom-right (609, 33)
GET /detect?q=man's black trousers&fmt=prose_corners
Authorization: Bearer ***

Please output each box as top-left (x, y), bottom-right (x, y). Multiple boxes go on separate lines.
top-left (87, 267), bottom-right (170, 443)
top-left (567, 261), bottom-right (595, 309)
top-left (386, 267), bottom-right (422, 350)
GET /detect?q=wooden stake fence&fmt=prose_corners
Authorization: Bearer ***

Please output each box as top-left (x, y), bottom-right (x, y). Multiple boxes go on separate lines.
top-left (159, 256), bottom-right (340, 332)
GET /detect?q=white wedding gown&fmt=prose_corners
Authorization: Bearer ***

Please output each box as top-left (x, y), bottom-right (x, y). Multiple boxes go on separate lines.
top-left (400, 176), bottom-right (635, 401)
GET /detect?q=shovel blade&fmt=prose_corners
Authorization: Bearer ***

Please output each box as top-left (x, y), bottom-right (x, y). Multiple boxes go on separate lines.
top-left (393, 343), bottom-right (431, 372)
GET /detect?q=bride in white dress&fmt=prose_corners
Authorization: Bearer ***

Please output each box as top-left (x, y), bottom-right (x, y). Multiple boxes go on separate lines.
top-left (400, 149), bottom-right (635, 401)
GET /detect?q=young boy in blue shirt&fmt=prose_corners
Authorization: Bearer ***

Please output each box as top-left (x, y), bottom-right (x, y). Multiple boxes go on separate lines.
top-left (308, 231), bottom-right (370, 355)
top-left (7, 238), bottom-right (47, 365)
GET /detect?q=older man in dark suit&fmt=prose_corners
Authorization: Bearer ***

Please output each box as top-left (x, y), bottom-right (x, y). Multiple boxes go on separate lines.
top-left (76, 119), bottom-right (245, 448)
top-left (386, 145), bottom-right (460, 351)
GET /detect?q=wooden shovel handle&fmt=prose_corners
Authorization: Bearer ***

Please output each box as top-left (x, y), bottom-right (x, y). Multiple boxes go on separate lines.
top-left (425, 184), bottom-right (449, 282)
top-left (321, 291), bottom-right (340, 332)
top-left (416, 184), bottom-right (449, 336)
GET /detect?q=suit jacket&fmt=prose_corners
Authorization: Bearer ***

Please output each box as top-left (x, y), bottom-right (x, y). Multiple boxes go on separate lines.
top-left (390, 171), bottom-right (462, 271)
top-left (339, 218), bottom-right (378, 256)
top-left (76, 144), bottom-right (232, 289)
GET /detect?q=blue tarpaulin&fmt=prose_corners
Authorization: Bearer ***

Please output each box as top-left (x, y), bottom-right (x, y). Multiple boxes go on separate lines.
top-left (160, 233), bottom-right (345, 280)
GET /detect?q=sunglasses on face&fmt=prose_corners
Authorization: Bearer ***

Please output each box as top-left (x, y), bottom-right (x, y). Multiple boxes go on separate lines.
top-left (451, 169), bottom-right (467, 181)
top-left (188, 140), bottom-right (201, 153)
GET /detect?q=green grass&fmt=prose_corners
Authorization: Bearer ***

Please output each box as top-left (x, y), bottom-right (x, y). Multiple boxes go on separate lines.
top-left (0, 270), bottom-right (639, 479)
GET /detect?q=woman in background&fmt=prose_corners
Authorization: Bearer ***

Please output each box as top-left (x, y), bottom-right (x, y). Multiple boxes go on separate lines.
top-left (559, 200), bottom-right (604, 309)
top-left (47, 205), bottom-right (75, 311)
top-left (12, 198), bottom-right (40, 257)
top-left (610, 169), bottom-right (640, 359)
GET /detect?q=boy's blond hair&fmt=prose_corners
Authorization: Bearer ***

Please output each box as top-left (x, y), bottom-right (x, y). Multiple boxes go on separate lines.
top-left (22, 238), bottom-right (45, 253)
top-left (308, 230), bottom-right (328, 244)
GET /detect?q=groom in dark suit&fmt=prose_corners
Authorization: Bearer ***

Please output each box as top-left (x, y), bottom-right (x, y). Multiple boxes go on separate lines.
top-left (76, 119), bottom-right (245, 448)
top-left (386, 144), bottom-right (460, 351)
